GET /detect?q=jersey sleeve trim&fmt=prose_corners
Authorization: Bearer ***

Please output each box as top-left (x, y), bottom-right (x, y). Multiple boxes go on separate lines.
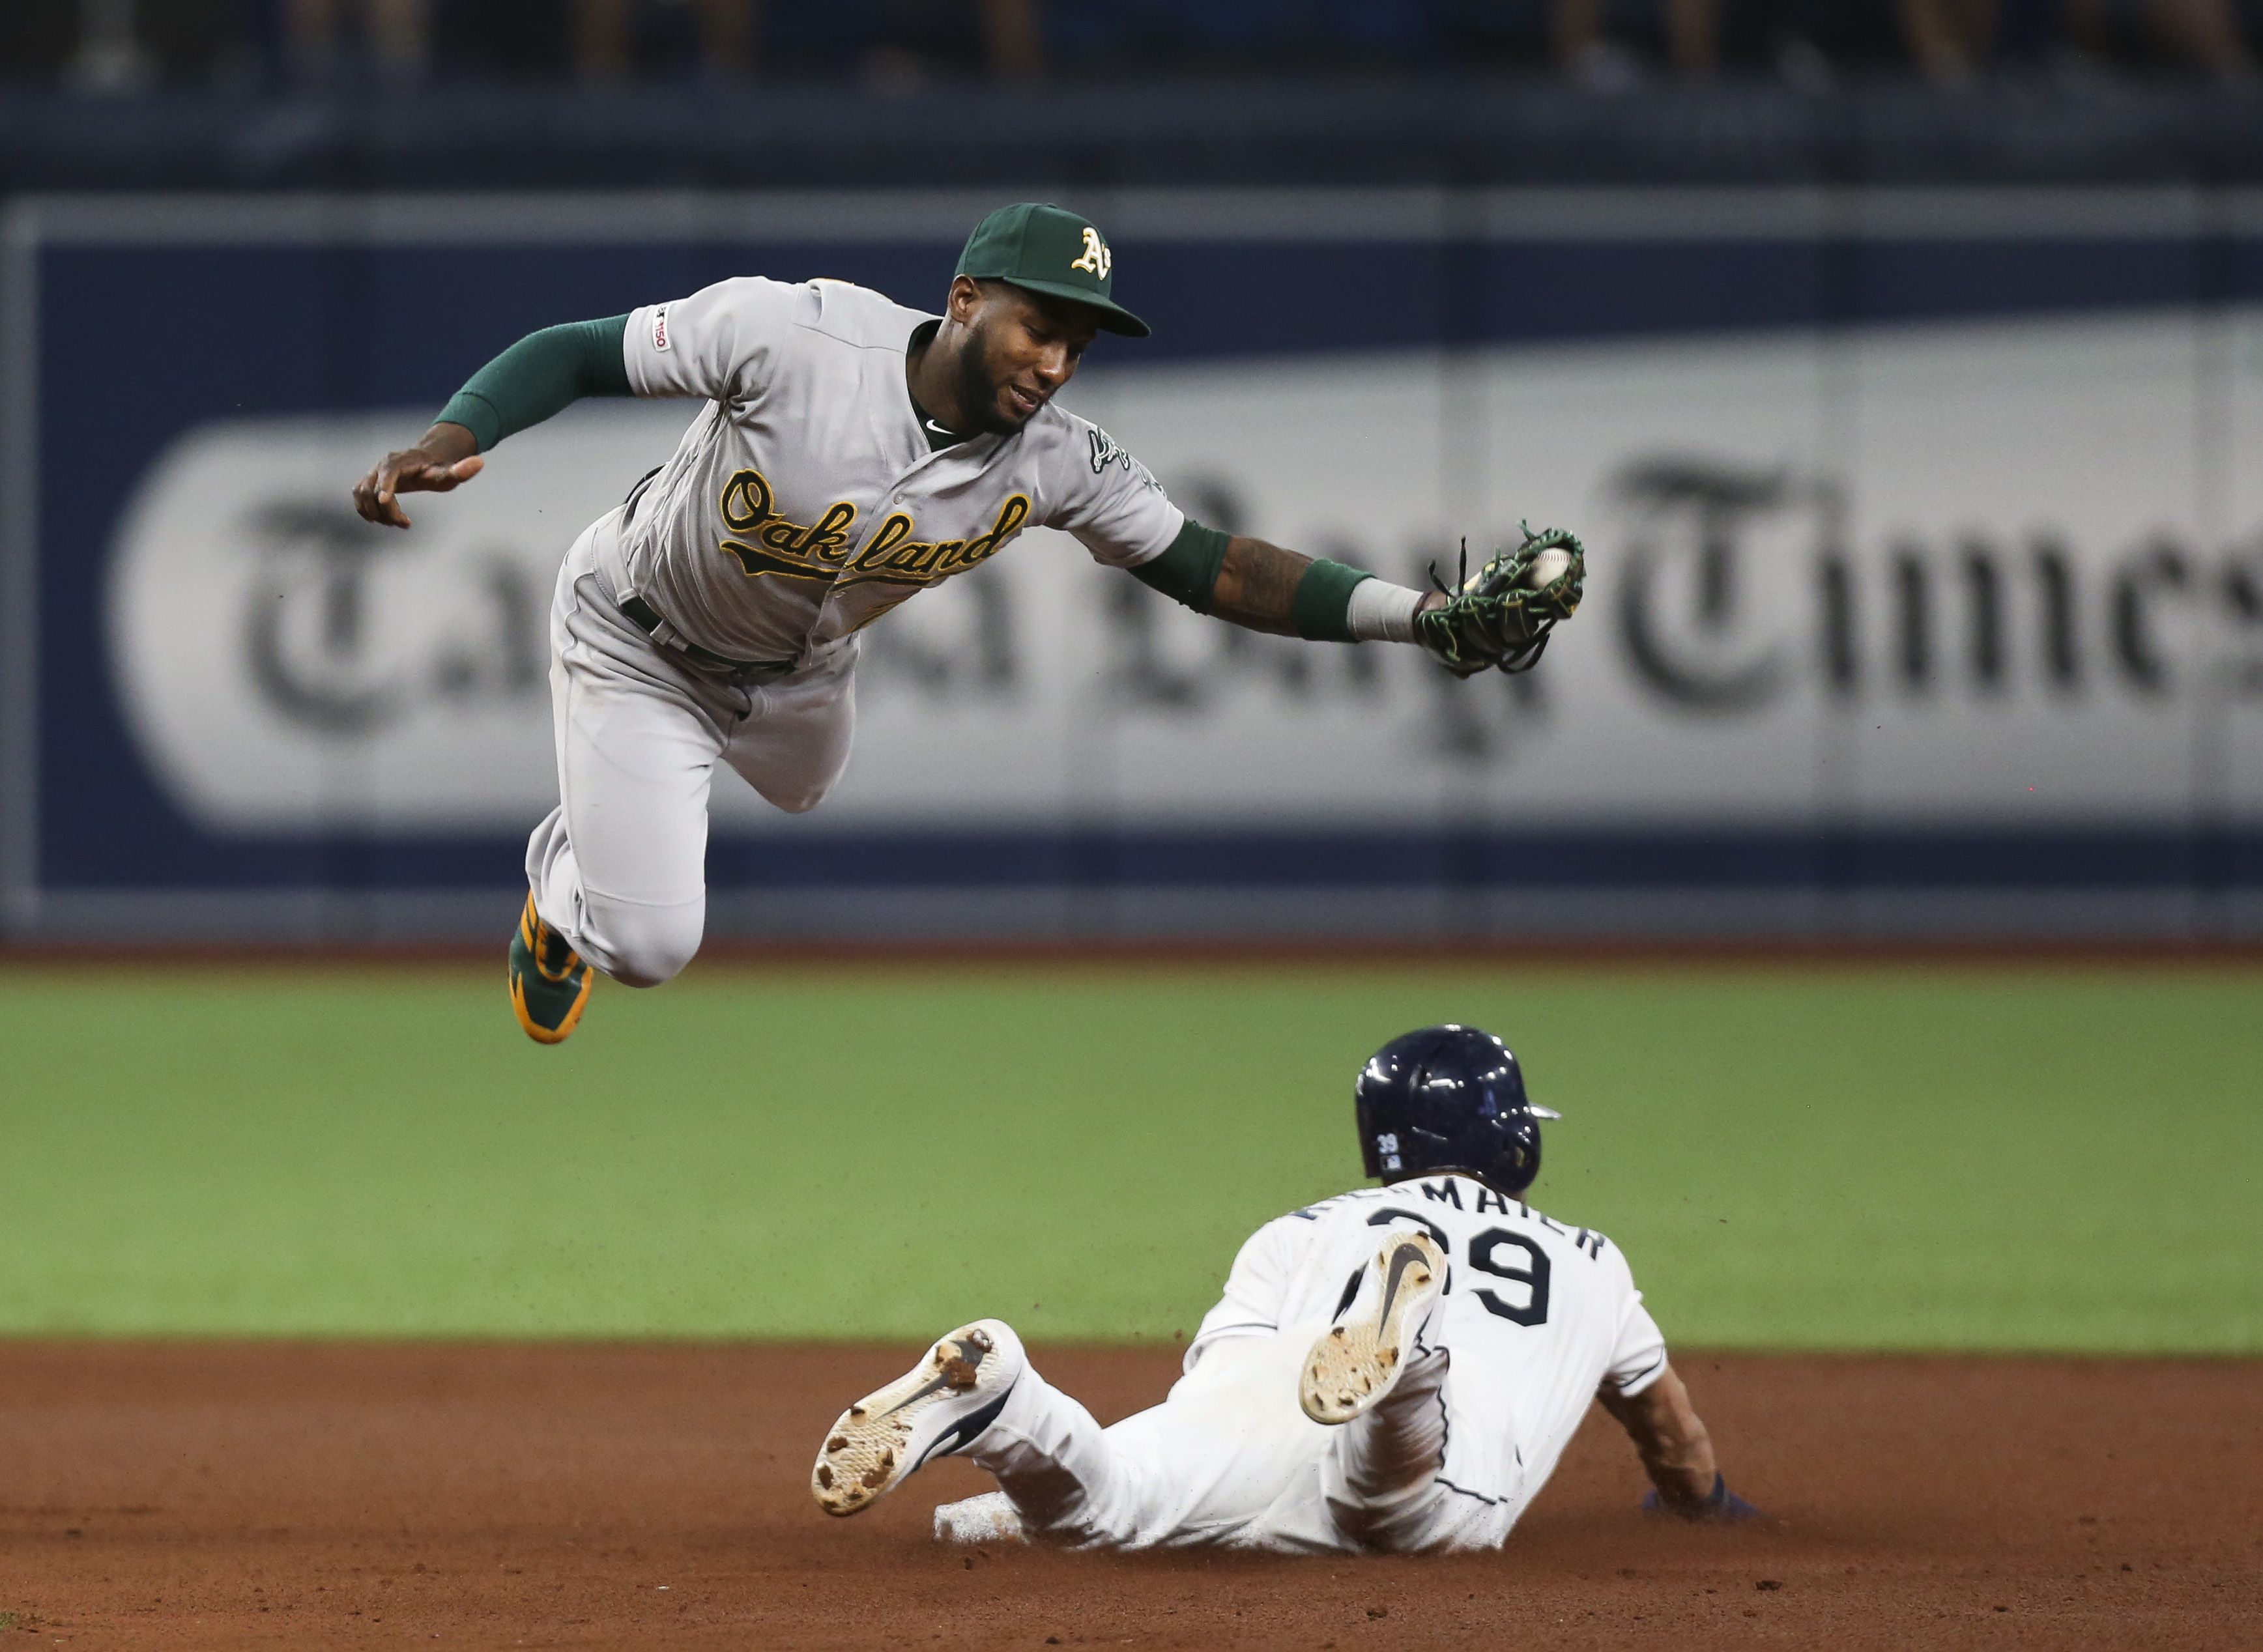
top-left (1602, 1279), bottom-right (1671, 1398)
top-left (622, 302), bottom-right (667, 397)
top-left (1604, 1351), bottom-right (1669, 1397)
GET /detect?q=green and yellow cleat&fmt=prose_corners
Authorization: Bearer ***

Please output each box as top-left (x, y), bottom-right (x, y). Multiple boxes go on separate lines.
top-left (507, 893), bottom-right (592, 1045)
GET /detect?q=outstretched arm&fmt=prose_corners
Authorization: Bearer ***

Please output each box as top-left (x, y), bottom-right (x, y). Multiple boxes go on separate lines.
top-left (1596, 1365), bottom-right (1751, 1519)
top-left (1129, 520), bottom-right (1441, 642)
top-left (1211, 535), bottom-right (1451, 637)
top-left (353, 314), bottom-right (632, 528)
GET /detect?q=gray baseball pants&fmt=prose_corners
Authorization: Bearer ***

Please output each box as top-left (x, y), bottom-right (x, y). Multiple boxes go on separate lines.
top-left (525, 510), bottom-right (856, 986)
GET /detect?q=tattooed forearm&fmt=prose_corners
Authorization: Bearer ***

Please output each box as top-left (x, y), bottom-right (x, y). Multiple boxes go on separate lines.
top-left (1208, 536), bottom-right (1314, 636)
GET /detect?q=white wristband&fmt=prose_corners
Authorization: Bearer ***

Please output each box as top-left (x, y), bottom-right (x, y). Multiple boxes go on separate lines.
top-left (1345, 578), bottom-right (1425, 644)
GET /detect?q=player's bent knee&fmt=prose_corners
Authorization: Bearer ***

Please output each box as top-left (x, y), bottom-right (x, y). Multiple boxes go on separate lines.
top-left (611, 932), bottom-right (700, 988)
top-left (758, 779), bottom-right (835, 816)
top-left (596, 906), bottom-right (704, 988)
top-left (609, 941), bottom-right (699, 989)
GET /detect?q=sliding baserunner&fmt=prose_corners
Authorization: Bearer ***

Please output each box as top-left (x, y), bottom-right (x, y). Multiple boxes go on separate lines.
top-left (351, 204), bottom-right (1585, 1043)
top-left (811, 1025), bottom-right (1754, 1552)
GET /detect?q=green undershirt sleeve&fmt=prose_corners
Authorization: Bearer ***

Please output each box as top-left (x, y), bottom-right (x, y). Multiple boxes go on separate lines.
top-left (1129, 517), bottom-right (1232, 613)
top-left (435, 314), bottom-right (633, 453)
top-left (1129, 517), bottom-right (1375, 640)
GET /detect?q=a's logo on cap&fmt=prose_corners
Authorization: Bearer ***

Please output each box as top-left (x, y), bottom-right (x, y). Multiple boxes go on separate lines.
top-left (1069, 225), bottom-right (1112, 280)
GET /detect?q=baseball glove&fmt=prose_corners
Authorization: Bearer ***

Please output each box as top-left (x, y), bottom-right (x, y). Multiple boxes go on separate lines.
top-left (1414, 525), bottom-right (1587, 678)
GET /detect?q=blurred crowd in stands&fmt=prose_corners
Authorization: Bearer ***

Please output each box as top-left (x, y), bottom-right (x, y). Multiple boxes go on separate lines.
top-left (11, 0), bottom-right (2262, 93)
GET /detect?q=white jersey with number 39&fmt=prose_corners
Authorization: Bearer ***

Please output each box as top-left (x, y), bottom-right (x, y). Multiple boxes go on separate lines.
top-left (933, 1169), bottom-right (1673, 1553)
top-left (1190, 1173), bottom-right (1669, 1509)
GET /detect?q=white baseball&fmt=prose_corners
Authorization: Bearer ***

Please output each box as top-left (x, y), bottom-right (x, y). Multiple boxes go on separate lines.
top-left (1520, 547), bottom-right (1573, 590)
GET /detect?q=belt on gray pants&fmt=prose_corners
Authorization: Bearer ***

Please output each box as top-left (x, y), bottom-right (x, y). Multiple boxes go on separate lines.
top-left (616, 593), bottom-right (798, 685)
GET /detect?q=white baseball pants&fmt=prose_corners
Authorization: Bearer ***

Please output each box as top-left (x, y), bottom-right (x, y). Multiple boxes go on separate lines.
top-left (950, 1316), bottom-right (1527, 1555)
top-left (524, 510), bottom-right (856, 986)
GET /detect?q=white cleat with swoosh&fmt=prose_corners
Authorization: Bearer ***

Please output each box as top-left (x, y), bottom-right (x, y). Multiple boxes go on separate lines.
top-left (812, 1319), bottom-right (1025, 1517)
top-left (1299, 1231), bottom-right (1447, 1425)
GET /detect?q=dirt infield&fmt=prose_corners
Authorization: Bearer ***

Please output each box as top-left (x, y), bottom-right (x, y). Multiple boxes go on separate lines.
top-left (1, 1344), bottom-right (2255, 1650)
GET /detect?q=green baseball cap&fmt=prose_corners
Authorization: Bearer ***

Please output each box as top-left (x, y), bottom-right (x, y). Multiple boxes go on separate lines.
top-left (955, 202), bottom-right (1150, 339)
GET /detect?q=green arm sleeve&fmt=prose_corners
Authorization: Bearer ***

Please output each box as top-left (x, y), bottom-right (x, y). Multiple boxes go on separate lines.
top-left (1129, 517), bottom-right (1374, 640)
top-left (434, 315), bottom-right (633, 453)
top-left (1129, 518), bottom-right (1232, 612)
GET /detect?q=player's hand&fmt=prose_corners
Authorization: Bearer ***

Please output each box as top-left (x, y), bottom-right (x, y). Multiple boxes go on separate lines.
top-left (353, 424), bottom-right (484, 529)
top-left (1642, 1474), bottom-right (1759, 1523)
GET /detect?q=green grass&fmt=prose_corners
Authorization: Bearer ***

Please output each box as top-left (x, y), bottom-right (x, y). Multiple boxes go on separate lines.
top-left (1, 961), bottom-right (2257, 1352)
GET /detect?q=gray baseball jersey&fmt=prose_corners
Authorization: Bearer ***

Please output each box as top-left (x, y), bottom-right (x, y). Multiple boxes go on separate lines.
top-left (605, 276), bottom-right (1185, 664)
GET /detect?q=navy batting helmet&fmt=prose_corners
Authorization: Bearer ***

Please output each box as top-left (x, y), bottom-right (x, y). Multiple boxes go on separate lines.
top-left (1355, 1024), bottom-right (1560, 1196)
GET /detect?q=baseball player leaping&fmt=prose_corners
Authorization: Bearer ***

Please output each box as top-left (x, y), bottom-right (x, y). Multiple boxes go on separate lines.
top-left (811, 1025), bottom-right (1755, 1552)
top-left (351, 203), bottom-right (1587, 1044)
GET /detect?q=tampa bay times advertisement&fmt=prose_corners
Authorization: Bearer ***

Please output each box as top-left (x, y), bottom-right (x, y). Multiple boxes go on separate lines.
top-left (108, 311), bottom-right (2263, 840)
